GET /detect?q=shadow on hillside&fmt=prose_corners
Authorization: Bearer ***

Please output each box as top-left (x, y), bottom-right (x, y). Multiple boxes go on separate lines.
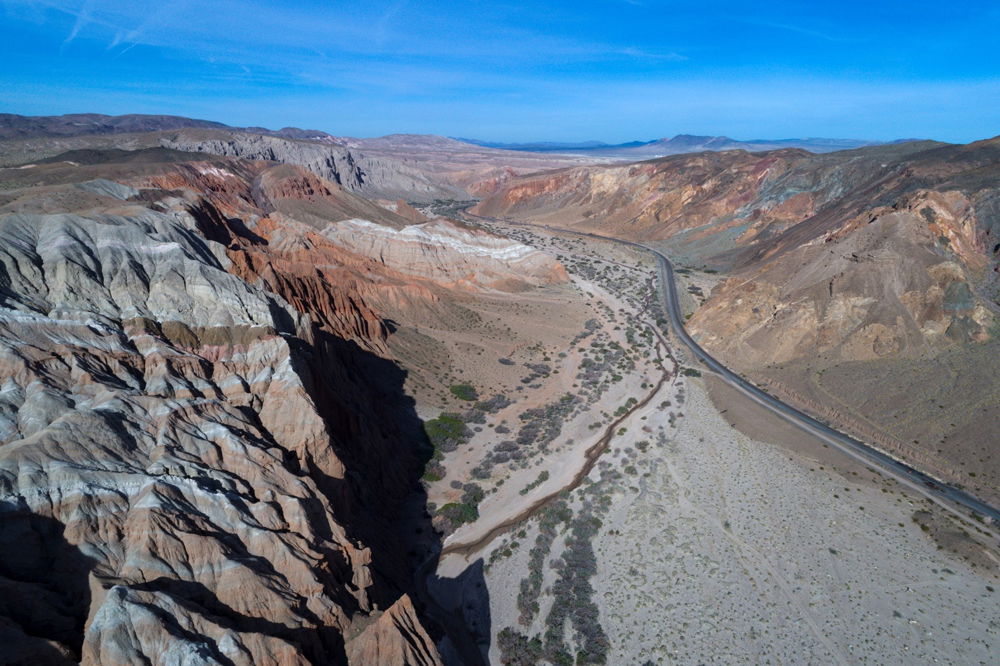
top-left (188, 197), bottom-right (490, 662)
top-left (0, 501), bottom-right (94, 665)
top-left (309, 332), bottom-right (491, 665)
top-left (422, 558), bottom-right (493, 665)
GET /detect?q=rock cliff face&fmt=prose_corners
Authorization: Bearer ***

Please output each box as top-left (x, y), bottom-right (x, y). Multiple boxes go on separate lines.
top-left (0, 142), bottom-right (571, 663)
top-left (476, 139), bottom-right (1000, 359)
top-left (0, 152), bottom-right (447, 664)
top-left (159, 129), bottom-right (469, 203)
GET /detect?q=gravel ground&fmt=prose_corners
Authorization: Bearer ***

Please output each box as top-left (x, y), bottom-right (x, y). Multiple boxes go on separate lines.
top-left (435, 224), bottom-right (999, 665)
top-left (589, 377), bottom-right (998, 665)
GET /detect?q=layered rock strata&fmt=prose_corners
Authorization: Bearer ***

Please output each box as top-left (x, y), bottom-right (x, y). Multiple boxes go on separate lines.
top-left (0, 156), bottom-right (446, 664)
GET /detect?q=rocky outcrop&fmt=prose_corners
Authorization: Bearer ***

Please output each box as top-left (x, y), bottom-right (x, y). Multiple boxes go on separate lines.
top-left (324, 218), bottom-right (568, 291)
top-left (255, 164), bottom-right (420, 230)
top-left (0, 162), bottom-right (442, 663)
top-left (688, 208), bottom-right (994, 365)
top-left (345, 596), bottom-right (443, 666)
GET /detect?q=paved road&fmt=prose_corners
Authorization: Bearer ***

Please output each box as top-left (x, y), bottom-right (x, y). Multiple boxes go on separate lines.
top-left (482, 215), bottom-right (1000, 529)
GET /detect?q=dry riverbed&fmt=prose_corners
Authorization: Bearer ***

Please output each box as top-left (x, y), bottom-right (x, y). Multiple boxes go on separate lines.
top-left (423, 222), bottom-right (999, 665)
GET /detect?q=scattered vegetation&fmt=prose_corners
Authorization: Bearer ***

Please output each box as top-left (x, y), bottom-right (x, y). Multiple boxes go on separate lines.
top-left (424, 412), bottom-right (471, 451)
top-left (541, 507), bottom-right (610, 665)
top-left (472, 393), bottom-right (582, 479)
top-left (421, 412), bottom-right (472, 481)
top-left (517, 499), bottom-right (572, 625)
top-left (436, 483), bottom-right (485, 532)
top-left (498, 628), bottom-right (543, 665)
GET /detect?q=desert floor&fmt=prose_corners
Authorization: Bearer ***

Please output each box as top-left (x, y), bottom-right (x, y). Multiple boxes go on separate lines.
top-left (418, 222), bottom-right (999, 665)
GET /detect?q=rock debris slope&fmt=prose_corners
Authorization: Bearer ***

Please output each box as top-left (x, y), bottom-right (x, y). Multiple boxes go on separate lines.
top-left (0, 152), bottom-right (451, 664)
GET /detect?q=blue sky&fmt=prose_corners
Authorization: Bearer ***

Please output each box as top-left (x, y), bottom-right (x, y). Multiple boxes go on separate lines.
top-left (1, 0), bottom-right (998, 142)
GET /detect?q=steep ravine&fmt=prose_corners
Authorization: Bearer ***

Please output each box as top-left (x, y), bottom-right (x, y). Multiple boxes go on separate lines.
top-left (0, 178), bottom-right (445, 663)
top-left (0, 144), bottom-right (577, 664)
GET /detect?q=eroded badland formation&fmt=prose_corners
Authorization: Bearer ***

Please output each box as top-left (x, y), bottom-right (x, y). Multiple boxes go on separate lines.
top-left (0, 114), bottom-right (997, 665)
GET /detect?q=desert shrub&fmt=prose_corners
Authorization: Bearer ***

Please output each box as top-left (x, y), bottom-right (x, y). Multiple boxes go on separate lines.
top-left (682, 367), bottom-right (702, 377)
top-left (476, 394), bottom-right (512, 413)
top-left (442, 502), bottom-right (475, 523)
top-left (449, 383), bottom-right (479, 401)
top-left (421, 465), bottom-right (444, 482)
top-left (519, 470), bottom-right (550, 495)
top-left (498, 628), bottom-right (543, 665)
top-left (461, 483), bottom-right (485, 507)
top-left (424, 412), bottom-right (472, 452)
top-left (463, 409), bottom-right (487, 424)
top-left (438, 501), bottom-right (478, 525)
top-left (525, 363), bottom-right (552, 375)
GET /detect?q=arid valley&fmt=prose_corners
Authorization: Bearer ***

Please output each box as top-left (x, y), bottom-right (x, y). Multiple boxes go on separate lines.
top-left (2, 2), bottom-right (1000, 664)
top-left (0, 112), bottom-right (996, 665)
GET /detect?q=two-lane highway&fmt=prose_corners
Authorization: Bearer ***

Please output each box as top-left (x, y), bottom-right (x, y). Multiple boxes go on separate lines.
top-left (473, 213), bottom-right (1000, 530)
top-left (646, 239), bottom-right (1000, 526)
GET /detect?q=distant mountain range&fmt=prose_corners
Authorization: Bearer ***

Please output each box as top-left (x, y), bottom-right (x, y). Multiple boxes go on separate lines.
top-left (457, 134), bottom-right (913, 157)
top-left (0, 113), bottom-right (344, 144)
top-left (0, 114), bottom-right (914, 158)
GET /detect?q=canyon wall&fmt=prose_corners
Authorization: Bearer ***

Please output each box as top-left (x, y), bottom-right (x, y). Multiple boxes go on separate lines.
top-left (0, 151), bottom-right (452, 664)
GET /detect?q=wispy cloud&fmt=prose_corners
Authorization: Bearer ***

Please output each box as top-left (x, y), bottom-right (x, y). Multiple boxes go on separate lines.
top-left (374, 0), bottom-right (408, 47)
top-left (618, 47), bottom-right (687, 62)
top-left (17, 0), bottom-right (684, 68)
top-left (61, 0), bottom-right (92, 45)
